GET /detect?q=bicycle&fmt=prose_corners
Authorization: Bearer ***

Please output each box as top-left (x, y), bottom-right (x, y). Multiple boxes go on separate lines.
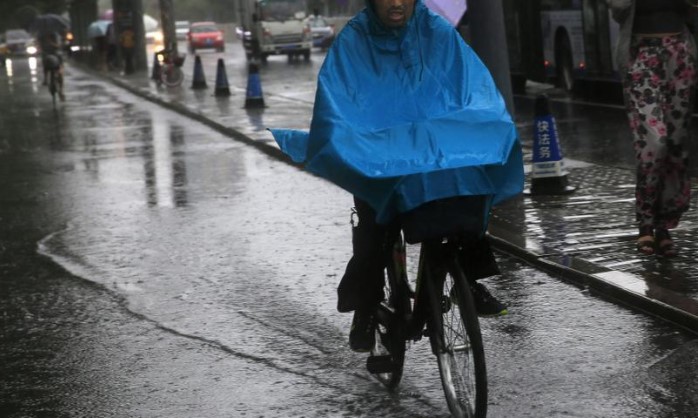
top-left (363, 195), bottom-right (490, 418)
top-left (154, 49), bottom-right (186, 87)
top-left (43, 53), bottom-right (63, 107)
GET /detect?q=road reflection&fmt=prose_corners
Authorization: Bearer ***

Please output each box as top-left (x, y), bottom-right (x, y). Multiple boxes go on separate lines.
top-left (142, 118), bottom-right (189, 208)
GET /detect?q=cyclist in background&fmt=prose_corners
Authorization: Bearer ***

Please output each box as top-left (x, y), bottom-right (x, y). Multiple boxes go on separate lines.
top-left (39, 31), bottom-right (65, 101)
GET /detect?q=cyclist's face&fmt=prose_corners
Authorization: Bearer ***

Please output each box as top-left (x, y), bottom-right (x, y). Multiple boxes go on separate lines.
top-left (373, 0), bottom-right (415, 28)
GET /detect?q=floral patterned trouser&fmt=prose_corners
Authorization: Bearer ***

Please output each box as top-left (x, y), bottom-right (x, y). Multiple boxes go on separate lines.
top-left (623, 33), bottom-right (695, 230)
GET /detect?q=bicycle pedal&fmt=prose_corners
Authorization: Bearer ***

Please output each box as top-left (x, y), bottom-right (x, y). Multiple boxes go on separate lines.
top-left (366, 355), bottom-right (395, 374)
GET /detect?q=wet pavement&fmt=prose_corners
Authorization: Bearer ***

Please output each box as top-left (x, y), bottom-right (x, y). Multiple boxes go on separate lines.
top-left (84, 44), bottom-right (698, 336)
top-left (3, 47), bottom-right (698, 417)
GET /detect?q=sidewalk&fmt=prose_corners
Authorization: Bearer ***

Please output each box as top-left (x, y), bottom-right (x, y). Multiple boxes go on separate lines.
top-left (82, 62), bottom-right (698, 334)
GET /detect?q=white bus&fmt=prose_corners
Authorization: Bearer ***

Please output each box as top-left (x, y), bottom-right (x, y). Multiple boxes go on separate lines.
top-left (503, 0), bottom-right (621, 94)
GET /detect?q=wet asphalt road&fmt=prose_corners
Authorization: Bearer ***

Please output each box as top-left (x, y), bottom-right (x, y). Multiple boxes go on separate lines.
top-left (1, 46), bottom-right (698, 417)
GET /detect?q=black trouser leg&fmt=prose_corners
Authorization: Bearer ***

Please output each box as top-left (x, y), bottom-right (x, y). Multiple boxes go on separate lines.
top-left (337, 197), bottom-right (387, 313)
top-left (459, 235), bottom-right (500, 283)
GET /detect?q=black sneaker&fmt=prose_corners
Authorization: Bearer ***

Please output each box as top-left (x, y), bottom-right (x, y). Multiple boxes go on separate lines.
top-left (349, 309), bottom-right (376, 352)
top-left (470, 282), bottom-right (508, 317)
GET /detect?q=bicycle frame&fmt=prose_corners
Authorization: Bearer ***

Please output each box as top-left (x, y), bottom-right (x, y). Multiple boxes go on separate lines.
top-left (370, 233), bottom-right (453, 372)
top-left (380, 234), bottom-right (464, 344)
top-left (48, 67), bottom-right (60, 106)
top-left (44, 54), bottom-right (62, 106)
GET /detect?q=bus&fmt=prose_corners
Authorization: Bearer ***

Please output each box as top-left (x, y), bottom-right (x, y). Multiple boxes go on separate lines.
top-left (502, 0), bottom-right (620, 94)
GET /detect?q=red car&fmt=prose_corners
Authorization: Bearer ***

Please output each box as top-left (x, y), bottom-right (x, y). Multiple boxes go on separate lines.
top-left (187, 22), bottom-right (225, 53)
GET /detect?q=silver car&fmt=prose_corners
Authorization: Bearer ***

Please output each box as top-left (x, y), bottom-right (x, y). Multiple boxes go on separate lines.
top-left (304, 16), bottom-right (334, 49)
top-left (175, 21), bottom-right (190, 40)
top-left (4, 29), bottom-right (35, 55)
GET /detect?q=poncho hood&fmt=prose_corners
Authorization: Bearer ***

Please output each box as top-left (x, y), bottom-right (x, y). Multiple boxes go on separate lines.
top-left (271, 0), bottom-right (523, 224)
top-left (362, 0), bottom-right (413, 38)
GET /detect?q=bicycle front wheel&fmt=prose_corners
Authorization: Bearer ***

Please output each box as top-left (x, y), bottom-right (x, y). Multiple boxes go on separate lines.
top-left (426, 254), bottom-right (487, 418)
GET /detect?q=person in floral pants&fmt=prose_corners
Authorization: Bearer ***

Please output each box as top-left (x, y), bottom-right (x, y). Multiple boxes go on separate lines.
top-left (609, 0), bottom-right (698, 257)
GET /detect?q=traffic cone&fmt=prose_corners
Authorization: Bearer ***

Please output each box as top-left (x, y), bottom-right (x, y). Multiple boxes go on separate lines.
top-left (245, 62), bottom-right (265, 108)
top-left (191, 55), bottom-right (207, 89)
top-left (214, 58), bottom-right (230, 97)
top-left (151, 52), bottom-right (161, 81)
top-left (526, 94), bottom-right (576, 195)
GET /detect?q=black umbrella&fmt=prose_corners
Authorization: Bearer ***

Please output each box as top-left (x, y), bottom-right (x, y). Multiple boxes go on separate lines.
top-left (29, 14), bottom-right (71, 37)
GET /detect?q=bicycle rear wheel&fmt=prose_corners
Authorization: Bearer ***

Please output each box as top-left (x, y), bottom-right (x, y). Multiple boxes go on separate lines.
top-left (163, 65), bottom-right (184, 87)
top-left (368, 234), bottom-right (409, 389)
top-left (426, 250), bottom-right (487, 418)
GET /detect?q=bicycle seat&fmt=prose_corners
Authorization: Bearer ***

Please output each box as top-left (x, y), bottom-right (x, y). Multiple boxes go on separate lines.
top-left (398, 195), bottom-right (491, 244)
top-left (173, 54), bottom-right (186, 67)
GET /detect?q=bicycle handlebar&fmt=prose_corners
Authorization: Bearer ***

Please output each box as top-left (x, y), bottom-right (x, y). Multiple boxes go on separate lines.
top-left (156, 49), bottom-right (186, 67)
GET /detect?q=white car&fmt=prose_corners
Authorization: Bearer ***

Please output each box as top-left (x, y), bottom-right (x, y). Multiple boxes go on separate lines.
top-left (145, 30), bottom-right (164, 45)
top-left (175, 21), bottom-right (190, 40)
top-left (4, 29), bottom-right (36, 56)
top-left (304, 15), bottom-right (334, 49)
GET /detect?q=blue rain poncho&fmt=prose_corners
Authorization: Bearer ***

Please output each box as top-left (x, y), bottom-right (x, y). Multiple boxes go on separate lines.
top-left (271, 0), bottom-right (523, 224)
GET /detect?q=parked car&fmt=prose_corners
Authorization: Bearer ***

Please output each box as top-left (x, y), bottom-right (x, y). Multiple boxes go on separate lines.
top-left (234, 26), bottom-right (255, 59)
top-left (0, 36), bottom-right (8, 64)
top-left (4, 29), bottom-right (36, 56)
top-left (143, 14), bottom-right (163, 46)
top-left (304, 15), bottom-right (334, 49)
top-left (187, 21), bottom-right (224, 53)
top-left (145, 29), bottom-right (164, 46)
top-left (175, 20), bottom-right (190, 40)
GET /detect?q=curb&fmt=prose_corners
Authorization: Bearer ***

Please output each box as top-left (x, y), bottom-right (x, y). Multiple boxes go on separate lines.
top-left (488, 234), bottom-right (698, 335)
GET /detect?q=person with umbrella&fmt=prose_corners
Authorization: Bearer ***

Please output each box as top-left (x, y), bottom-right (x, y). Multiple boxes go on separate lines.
top-left (87, 20), bottom-right (112, 71)
top-left (30, 14), bottom-right (70, 100)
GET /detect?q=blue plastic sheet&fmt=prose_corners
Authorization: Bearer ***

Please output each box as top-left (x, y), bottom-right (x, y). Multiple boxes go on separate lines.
top-left (271, 0), bottom-right (523, 224)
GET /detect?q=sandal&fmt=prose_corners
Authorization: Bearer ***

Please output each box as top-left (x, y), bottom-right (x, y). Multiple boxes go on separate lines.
top-left (636, 235), bottom-right (655, 255)
top-left (636, 226), bottom-right (655, 255)
top-left (655, 229), bottom-right (678, 258)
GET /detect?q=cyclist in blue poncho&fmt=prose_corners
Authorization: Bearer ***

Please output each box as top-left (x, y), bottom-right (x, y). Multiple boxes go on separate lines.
top-left (271, 0), bottom-right (524, 352)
